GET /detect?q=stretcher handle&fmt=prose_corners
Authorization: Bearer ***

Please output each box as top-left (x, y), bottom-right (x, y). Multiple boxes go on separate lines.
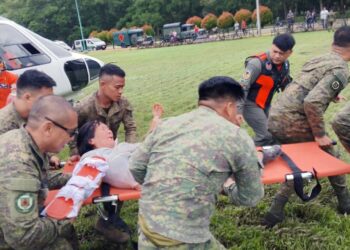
top-left (285, 172), bottom-right (313, 181)
top-left (92, 195), bottom-right (119, 204)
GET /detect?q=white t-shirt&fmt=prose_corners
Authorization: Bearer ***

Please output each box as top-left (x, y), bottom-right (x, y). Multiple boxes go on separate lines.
top-left (320, 9), bottom-right (329, 20)
top-left (82, 142), bottom-right (140, 189)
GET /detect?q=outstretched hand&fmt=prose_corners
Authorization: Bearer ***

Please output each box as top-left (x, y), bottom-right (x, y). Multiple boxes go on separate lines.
top-left (315, 135), bottom-right (333, 148)
top-left (149, 103), bottom-right (164, 132)
top-left (152, 103), bottom-right (164, 119)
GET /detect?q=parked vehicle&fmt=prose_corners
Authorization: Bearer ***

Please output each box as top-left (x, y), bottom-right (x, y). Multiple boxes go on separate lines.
top-left (113, 28), bottom-right (144, 47)
top-left (137, 36), bottom-right (154, 47)
top-left (72, 39), bottom-right (96, 51)
top-left (0, 16), bottom-right (104, 96)
top-left (90, 37), bottom-right (107, 50)
top-left (162, 22), bottom-right (197, 42)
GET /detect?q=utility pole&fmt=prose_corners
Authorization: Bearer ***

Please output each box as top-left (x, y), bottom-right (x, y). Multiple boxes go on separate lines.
top-left (74, 0), bottom-right (86, 50)
top-left (256, 0), bottom-right (261, 36)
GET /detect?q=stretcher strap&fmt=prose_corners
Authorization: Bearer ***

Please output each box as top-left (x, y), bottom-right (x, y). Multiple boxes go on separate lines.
top-left (280, 152), bottom-right (321, 202)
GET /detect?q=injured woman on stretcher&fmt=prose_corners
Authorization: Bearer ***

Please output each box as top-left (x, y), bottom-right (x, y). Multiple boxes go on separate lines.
top-left (43, 103), bottom-right (280, 219)
top-left (75, 103), bottom-right (163, 190)
top-left (42, 104), bottom-right (164, 219)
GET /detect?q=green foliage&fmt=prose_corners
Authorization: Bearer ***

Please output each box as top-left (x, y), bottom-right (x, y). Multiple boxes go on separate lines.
top-left (142, 24), bottom-right (155, 36)
top-left (2, 0), bottom-right (350, 43)
top-left (234, 9), bottom-right (252, 23)
top-left (0, 0), bottom-right (130, 44)
top-left (95, 30), bottom-right (109, 43)
top-left (252, 5), bottom-right (273, 27)
top-left (186, 16), bottom-right (202, 28)
top-left (201, 13), bottom-right (218, 30)
top-left (217, 11), bottom-right (234, 29)
top-left (89, 30), bottom-right (98, 38)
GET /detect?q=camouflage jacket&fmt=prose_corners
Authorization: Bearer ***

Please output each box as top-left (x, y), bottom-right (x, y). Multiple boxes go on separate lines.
top-left (70, 92), bottom-right (137, 154)
top-left (129, 106), bottom-right (264, 243)
top-left (268, 52), bottom-right (349, 141)
top-left (332, 102), bottom-right (350, 152)
top-left (0, 102), bottom-right (26, 135)
top-left (0, 128), bottom-right (70, 249)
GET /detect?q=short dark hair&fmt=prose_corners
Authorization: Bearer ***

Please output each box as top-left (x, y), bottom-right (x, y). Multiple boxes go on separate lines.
top-left (333, 26), bottom-right (350, 47)
top-left (27, 95), bottom-right (76, 128)
top-left (99, 63), bottom-right (125, 78)
top-left (16, 70), bottom-right (56, 96)
top-left (77, 120), bottom-right (101, 156)
top-left (273, 33), bottom-right (295, 52)
top-left (198, 76), bottom-right (244, 102)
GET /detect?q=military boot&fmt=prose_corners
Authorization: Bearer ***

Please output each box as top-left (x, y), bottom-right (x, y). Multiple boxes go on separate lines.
top-left (261, 194), bottom-right (289, 228)
top-left (329, 175), bottom-right (350, 214)
top-left (95, 217), bottom-right (130, 243)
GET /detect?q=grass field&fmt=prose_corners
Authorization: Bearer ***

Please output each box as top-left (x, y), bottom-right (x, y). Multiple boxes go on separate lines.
top-left (71, 31), bottom-right (350, 249)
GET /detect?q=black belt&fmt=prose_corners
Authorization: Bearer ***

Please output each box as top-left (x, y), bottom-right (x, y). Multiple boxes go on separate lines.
top-left (280, 151), bottom-right (321, 202)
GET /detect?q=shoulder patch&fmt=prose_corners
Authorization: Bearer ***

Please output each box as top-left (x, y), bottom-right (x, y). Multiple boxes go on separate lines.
top-left (331, 81), bottom-right (341, 90)
top-left (333, 69), bottom-right (348, 87)
top-left (265, 61), bottom-right (272, 71)
top-left (242, 70), bottom-right (251, 80)
top-left (15, 193), bottom-right (35, 214)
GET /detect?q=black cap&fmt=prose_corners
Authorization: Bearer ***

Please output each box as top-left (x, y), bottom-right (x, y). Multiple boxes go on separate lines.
top-left (273, 33), bottom-right (295, 52)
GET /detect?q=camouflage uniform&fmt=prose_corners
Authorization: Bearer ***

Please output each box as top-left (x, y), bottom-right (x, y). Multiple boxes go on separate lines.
top-left (332, 102), bottom-right (350, 153)
top-left (130, 106), bottom-right (264, 249)
top-left (0, 102), bottom-right (26, 134)
top-left (265, 52), bottom-right (350, 223)
top-left (0, 103), bottom-right (70, 180)
top-left (72, 92), bottom-right (136, 242)
top-left (75, 92), bottom-right (136, 144)
top-left (0, 128), bottom-right (78, 250)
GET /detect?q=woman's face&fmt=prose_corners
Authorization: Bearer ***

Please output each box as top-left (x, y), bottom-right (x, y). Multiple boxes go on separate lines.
top-left (89, 123), bottom-right (115, 149)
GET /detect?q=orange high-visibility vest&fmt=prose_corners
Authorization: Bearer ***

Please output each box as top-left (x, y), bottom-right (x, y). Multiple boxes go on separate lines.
top-left (0, 71), bottom-right (18, 109)
top-left (246, 52), bottom-right (290, 109)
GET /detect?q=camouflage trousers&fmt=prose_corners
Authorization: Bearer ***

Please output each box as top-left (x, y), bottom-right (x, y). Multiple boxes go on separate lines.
top-left (138, 229), bottom-right (226, 250)
top-left (45, 224), bottom-right (79, 250)
top-left (43, 237), bottom-right (78, 250)
top-left (332, 102), bottom-right (350, 153)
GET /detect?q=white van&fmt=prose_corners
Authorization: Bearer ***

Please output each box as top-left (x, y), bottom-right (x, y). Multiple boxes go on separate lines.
top-left (73, 39), bottom-right (96, 52)
top-left (0, 16), bottom-right (104, 96)
top-left (90, 38), bottom-right (107, 50)
top-left (73, 38), bottom-right (106, 51)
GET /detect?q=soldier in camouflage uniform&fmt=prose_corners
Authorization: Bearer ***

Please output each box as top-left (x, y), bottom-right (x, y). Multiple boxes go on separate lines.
top-left (0, 95), bottom-right (79, 249)
top-left (130, 76), bottom-right (264, 249)
top-left (70, 63), bottom-right (136, 243)
top-left (0, 69), bottom-right (63, 168)
top-left (332, 102), bottom-right (350, 153)
top-left (0, 70), bottom-right (56, 134)
top-left (71, 63), bottom-right (136, 155)
top-left (262, 26), bottom-right (350, 227)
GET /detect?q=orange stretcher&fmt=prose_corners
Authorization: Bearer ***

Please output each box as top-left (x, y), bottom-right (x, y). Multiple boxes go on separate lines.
top-left (44, 161), bottom-right (140, 208)
top-left (261, 142), bottom-right (350, 185)
top-left (45, 142), bottom-right (350, 208)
